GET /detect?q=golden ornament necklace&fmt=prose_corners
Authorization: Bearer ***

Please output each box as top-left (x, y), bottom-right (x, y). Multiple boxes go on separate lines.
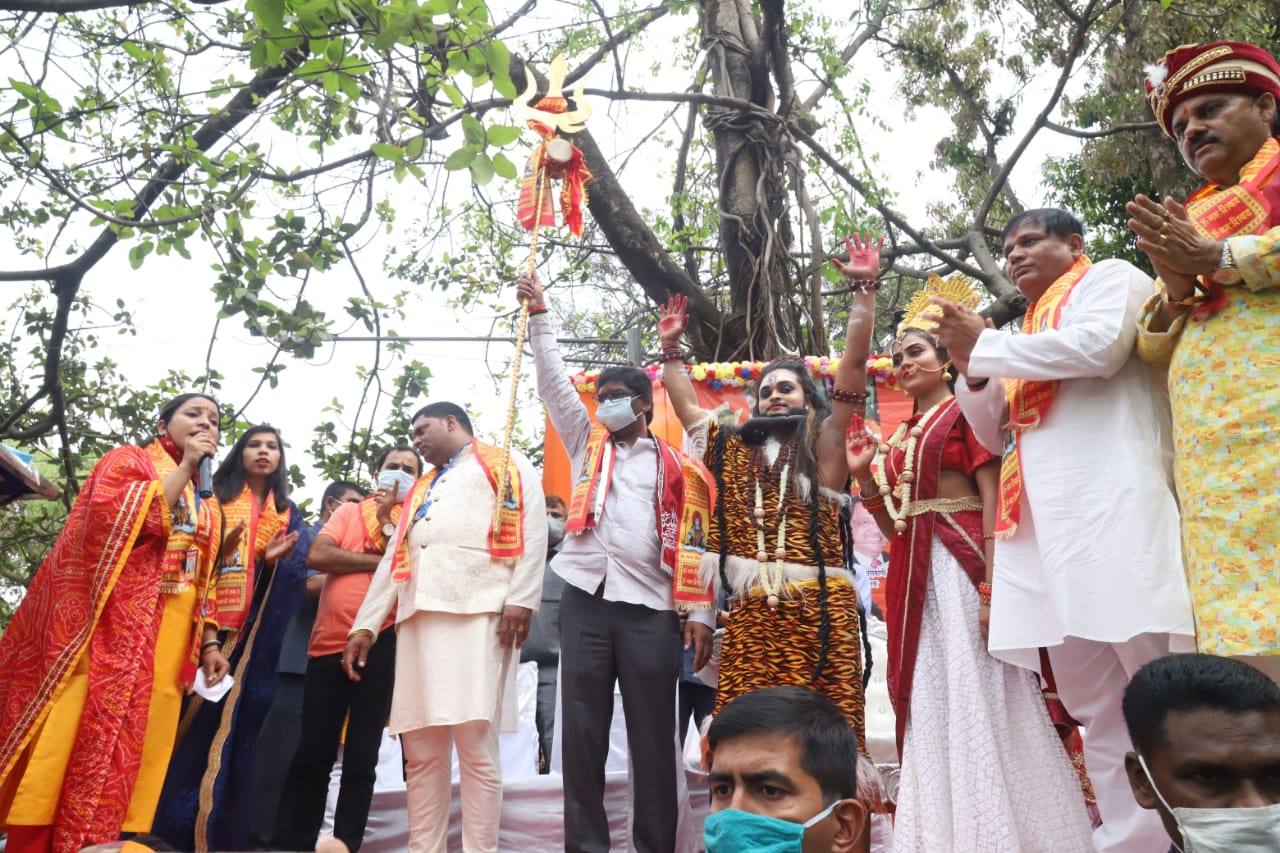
top-left (875, 396), bottom-right (953, 534)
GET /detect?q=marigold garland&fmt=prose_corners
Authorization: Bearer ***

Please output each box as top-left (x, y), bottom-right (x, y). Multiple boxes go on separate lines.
top-left (568, 355), bottom-right (901, 393)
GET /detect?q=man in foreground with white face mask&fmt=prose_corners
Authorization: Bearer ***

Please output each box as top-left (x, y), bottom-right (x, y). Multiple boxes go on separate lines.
top-left (518, 272), bottom-right (716, 853)
top-left (1123, 653), bottom-right (1280, 853)
top-left (705, 686), bottom-right (867, 853)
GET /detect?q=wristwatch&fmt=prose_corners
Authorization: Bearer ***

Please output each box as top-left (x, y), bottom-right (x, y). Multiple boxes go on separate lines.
top-left (1213, 239), bottom-right (1243, 284)
top-left (382, 522), bottom-right (397, 538)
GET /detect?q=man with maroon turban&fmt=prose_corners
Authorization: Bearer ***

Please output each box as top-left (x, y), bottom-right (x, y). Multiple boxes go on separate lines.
top-left (1127, 41), bottom-right (1280, 685)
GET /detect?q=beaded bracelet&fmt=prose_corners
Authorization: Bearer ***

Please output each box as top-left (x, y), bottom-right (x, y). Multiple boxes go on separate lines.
top-left (851, 278), bottom-right (882, 294)
top-left (977, 581), bottom-right (993, 605)
top-left (659, 347), bottom-right (685, 363)
top-left (830, 387), bottom-right (869, 406)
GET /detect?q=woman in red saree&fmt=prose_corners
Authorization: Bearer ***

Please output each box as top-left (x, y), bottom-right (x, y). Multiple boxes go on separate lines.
top-left (844, 284), bottom-right (1094, 851)
top-left (0, 393), bottom-right (230, 853)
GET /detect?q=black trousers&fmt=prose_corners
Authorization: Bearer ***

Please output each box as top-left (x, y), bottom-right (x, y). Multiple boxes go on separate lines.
top-left (560, 583), bottom-right (681, 853)
top-left (678, 677), bottom-right (716, 744)
top-left (273, 633), bottom-right (397, 853)
top-left (247, 674), bottom-right (306, 848)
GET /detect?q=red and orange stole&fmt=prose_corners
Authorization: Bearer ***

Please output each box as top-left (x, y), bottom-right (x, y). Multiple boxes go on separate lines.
top-left (567, 425), bottom-right (716, 611)
top-left (1183, 136), bottom-right (1280, 315)
top-left (390, 440), bottom-right (525, 583)
top-left (994, 254), bottom-right (1092, 538)
top-left (0, 441), bottom-right (216, 851)
top-left (207, 484), bottom-right (289, 631)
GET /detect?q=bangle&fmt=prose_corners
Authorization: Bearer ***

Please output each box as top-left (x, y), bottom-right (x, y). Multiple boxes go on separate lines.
top-left (1159, 285), bottom-right (1199, 308)
top-left (526, 303), bottom-right (549, 317)
top-left (965, 377), bottom-right (990, 390)
top-left (830, 387), bottom-right (868, 406)
top-left (200, 640), bottom-right (222, 657)
top-left (977, 581), bottom-right (993, 605)
top-left (348, 628), bottom-right (375, 641)
top-left (982, 533), bottom-right (997, 541)
top-left (859, 493), bottom-right (886, 513)
top-left (659, 347), bottom-right (685, 363)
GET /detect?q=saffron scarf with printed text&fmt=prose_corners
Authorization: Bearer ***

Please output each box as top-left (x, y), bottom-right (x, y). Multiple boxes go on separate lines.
top-left (208, 485), bottom-right (289, 631)
top-left (389, 439), bottom-right (524, 583)
top-left (1183, 136), bottom-right (1280, 316)
top-left (995, 254), bottom-right (1092, 538)
top-left (566, 425), bottom-right (716, 611)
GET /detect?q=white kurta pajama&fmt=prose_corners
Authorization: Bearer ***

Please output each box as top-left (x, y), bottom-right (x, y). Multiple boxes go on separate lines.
top-left (351, 445), bottom-right (546, 853)
top-left (956, 258), bottom-right (1195, 853)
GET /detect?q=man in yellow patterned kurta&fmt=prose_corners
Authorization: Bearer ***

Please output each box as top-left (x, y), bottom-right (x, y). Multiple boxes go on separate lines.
top-left (1127, 41), bottom-right (1280, 681)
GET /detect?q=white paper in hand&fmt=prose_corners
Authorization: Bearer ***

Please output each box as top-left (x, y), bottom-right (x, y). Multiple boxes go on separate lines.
top-left (193, 668), bottom-right (234, 702)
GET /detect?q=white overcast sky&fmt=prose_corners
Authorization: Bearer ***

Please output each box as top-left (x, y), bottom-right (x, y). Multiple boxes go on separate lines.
top-left (3, 4), bottom-right (1086, 506)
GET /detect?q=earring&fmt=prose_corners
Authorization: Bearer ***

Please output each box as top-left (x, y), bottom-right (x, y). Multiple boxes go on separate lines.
top-left (942, 363), bottom-right (953, 381)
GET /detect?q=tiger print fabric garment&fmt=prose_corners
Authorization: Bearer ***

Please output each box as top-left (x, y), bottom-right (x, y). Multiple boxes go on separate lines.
top-left (705, 421), bottom-right (845, 568)
top-left (715, 578), bottom-right (866, 754)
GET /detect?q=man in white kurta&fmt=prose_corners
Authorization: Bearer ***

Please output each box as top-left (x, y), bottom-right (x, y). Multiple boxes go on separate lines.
top-left (933, 208), bottom-right (1195, 853)
top-left (344, 402), bottom-right (546, 853)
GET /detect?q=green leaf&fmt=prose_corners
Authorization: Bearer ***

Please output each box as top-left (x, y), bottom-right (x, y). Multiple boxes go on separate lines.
top-left (246, 0), bottom-right (286, 35)
top-left (469, 153), bottom-right (494, 185)
top-left (485, 41), bottom-right (511, 75)
top-left (371, 143), bottom-right (404, 161)
top-left (461, 114), bottom-right (486, 149)
top-left (122, 42), bottom-right (151, 62)
top-left (492, 152), bottom-right (518, 180)
top-left (8, 79), bottom-right (39, 101)
top-left (128, 242), bottom-right (154, 270)
top-left (439, 82), bottom-right (465, 109)
top-left (405, 136), bottom-right (426, 159)
top-left (443, 148), bottom-right (476, 170)
top-left (492, 73), bottom-right (517, 100)
top-left (486, 125), bottom-right (522, 146)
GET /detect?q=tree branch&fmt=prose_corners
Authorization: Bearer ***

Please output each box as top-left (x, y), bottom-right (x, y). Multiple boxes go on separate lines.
top-left (1045, 118), bottom-right (1158, 138)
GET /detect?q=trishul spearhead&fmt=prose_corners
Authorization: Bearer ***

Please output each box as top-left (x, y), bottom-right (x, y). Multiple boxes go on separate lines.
top-left (512, 54), bottom-right (592, 135)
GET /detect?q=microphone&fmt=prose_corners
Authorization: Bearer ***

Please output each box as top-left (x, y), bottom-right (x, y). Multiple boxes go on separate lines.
top-left (197, 456), bottom-right (214, 499)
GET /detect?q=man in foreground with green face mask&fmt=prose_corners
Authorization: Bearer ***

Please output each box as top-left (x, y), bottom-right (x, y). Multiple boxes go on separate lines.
top-left (705, 686), bottom-right (868, 852)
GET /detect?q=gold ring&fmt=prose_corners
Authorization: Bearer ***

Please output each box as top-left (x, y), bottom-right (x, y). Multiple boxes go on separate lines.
top-left (1161, 209), bottom-right (1172, 223)
top-left (1159, 221), bottom-right (1170, 236)
top-left (1157, 233), bottom-right (1168, 246)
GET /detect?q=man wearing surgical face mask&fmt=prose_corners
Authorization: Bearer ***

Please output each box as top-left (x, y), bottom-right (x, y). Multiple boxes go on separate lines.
top-left (274, 445), bottom-right (422, 853)
top-left (518, 272), bottom-right (716, 853)
top-left (1123, 653), bottom-right (1280, 853)
top-left (705, 686), bottom-right (867, 853)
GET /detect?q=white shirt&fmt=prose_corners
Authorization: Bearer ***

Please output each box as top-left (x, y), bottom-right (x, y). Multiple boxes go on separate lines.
top-left (956, 259), bottom-right (1194, 668)
top-left (530, 314), bottom-right (714, 627)
top-left (350, 444), bottom-right (547, 639)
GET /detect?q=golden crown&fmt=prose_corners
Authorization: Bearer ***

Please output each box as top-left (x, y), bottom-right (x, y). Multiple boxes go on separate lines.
top-left (896, 274), bottom-right (983, 340)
